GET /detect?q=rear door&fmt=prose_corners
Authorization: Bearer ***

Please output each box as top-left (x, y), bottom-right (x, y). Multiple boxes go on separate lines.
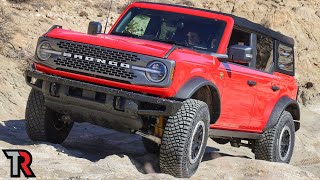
top-left (249, 34), bottom-right (280, 131)
top-left (250, 41), bottom-right (297, 131)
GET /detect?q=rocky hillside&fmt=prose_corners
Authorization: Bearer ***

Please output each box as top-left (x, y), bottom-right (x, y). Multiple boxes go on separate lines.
top-left (0, 0), bottom-right (320, 179)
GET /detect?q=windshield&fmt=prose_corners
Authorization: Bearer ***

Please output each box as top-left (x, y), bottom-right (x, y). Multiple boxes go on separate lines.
top-left (111, 8), bottom-right (227, 53)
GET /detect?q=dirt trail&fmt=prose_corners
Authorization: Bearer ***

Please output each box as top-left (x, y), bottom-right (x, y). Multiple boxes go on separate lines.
top-left (0, 105), bottom-right (319, 179)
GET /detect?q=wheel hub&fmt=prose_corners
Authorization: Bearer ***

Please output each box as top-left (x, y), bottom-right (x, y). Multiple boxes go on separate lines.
top-left (53, 115), bottom-right (68, 131)
top-left (189, 121), bottom-right (205, 164)
top-left (279, 126), bottom-right (292, 161)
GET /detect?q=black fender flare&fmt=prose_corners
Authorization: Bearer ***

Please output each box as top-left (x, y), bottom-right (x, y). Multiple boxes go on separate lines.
top-left (174, 77), bottom-right (220, 99)
top-left (264, 96), bottom-right (300, 131)
top-left (174, 77), bottom-right (221, 122)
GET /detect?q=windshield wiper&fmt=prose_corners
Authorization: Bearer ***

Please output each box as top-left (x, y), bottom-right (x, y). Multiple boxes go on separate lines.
top-left (151, 38), bottom-right (189, 48)
top-left (112, 32), bottom-right (139, 38)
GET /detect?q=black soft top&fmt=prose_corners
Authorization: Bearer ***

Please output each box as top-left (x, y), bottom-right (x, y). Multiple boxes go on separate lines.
top-left (136, 2), bottom-right (294, 46)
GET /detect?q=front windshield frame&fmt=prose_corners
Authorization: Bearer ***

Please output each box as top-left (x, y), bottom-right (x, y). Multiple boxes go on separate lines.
top-left (110, 7), bottom-right (229, 54)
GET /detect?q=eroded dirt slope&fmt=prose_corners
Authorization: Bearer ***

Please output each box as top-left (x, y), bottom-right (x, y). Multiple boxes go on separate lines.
top-left (0, 0), bottom-right (320, 179)
top-left (1, 0), bottom-right (320, 106)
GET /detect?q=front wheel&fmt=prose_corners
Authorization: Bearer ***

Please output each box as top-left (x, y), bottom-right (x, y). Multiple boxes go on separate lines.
top-left (159, 99), bottom-right (210, 178)
top-left (25, 89), bottom-right (73, 144)
top-left (253, 111), bottom-right (295, 163)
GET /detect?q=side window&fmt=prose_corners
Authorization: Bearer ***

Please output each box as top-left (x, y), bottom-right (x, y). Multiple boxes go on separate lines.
top-left (228, 29), bottom-right (251, 47)
top-left (124, 14), bottom-right (151, 36)
top-left (256, 35), bottom-right (274, 72)
top-left (228, 29), bottom-right (251, 66)
top-left (277, 44), bottom-right (294, 73)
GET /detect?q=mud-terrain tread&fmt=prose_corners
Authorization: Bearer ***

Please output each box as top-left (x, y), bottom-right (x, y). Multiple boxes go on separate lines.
top-left (25, 89), bottom-right (73, 144)
top-left (159, 99), bottom-right (209, 178)
top-left (142, 137), bottom-right (160, 154)
top-left (254, 111), bottom-right (295, 162)
top-left (25, 89), bottom-right (47, 141)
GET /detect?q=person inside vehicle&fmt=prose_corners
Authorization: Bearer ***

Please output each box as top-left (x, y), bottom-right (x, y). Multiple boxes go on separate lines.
top-left (187, 31), bottom-right (201, 46)
top-left (187, 31), bottom-right (209, 50)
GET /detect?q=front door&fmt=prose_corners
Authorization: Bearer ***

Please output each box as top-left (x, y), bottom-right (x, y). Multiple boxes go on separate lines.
top-left (212, 62), bottom-right (257, 131)
top-left (211, 29), bottom-right (258, 132)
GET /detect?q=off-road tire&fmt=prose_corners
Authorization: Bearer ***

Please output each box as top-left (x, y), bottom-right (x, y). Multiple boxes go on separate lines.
top-left (160, 99), bottom-right (210, 178)
top-left (253, 111), bottom-right (295, 163)
top-left (25, 89), bottom-right (73, 144)
top-left (142, 137), bottom-right (160, 154)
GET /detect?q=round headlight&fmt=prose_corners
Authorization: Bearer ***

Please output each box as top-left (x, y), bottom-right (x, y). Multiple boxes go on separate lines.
top-left (146, 61), bottom-right (167, 83)
top-left (37, 41), bottom-right (52, 61)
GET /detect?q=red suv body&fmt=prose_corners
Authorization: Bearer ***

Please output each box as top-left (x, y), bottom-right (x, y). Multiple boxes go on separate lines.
top-left (25, 2), bottom-right (300, 178)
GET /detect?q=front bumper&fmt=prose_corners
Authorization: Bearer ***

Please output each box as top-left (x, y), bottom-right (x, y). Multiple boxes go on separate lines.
top-left (25, 68), bottom-right (182, 132)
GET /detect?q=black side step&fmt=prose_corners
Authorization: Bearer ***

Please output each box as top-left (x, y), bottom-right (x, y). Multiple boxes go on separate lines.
top-left (209, 129), bottom-right (263, 140)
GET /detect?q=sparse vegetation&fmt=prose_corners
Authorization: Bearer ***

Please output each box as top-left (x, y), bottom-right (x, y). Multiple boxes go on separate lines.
top-left (6, 0), bottom-right (31, 3)
top-left (0, 8), bottom-right (13, 52)
top-left (79, 11), bottom-right (89, 18)
top-left (118, 0), bottom-right (138, 13)
top-left (0, 8), bottom-right (29, 60)
top-left (92, 1), bottom-right (112, 19)
top-left (93, 1), bottom-right (112, 10)
top-left (178, 0), bottom-right (195, 7)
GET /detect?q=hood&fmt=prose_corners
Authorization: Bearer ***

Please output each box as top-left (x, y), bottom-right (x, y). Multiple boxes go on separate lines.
top-left (46, 28), bottom-right (173, 58)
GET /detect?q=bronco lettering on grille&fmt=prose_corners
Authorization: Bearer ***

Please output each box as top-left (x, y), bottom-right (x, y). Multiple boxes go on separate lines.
top-left (62, 52), bottom-right (131, 69)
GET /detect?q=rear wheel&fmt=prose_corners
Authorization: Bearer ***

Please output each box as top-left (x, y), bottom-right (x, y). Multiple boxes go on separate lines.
top-left (25, 89), bottom-right (73, 144)
top-left (159, 99), bottom-right (210, 178)
top-left (253, 111), bottom-right (295, 163)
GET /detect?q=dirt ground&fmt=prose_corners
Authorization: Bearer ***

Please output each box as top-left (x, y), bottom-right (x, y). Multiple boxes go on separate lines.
top-left (0, 91), bottom-right (319, 179)
top-left (0, 0), bottom-right (320, 179)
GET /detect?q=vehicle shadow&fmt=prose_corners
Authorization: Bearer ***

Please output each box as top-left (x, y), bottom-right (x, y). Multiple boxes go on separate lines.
top-left (0, 119), bottom-right (250, 174)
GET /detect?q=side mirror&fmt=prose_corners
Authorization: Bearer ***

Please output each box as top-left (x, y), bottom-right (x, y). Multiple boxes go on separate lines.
top-left (227, 45), bottom-right (253, 63)
top-left (88, 21), bottom-right (102, 35)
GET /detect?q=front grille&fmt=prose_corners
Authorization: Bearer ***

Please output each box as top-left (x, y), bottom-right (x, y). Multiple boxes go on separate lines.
top-left (56, 68), bottom-right (131, 84)
top-left (54, 41), bottom-right (140, 80)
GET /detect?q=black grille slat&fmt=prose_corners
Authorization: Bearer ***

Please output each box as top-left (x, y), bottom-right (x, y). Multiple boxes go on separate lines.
top-left (54, 41), bottom-right (139, 81)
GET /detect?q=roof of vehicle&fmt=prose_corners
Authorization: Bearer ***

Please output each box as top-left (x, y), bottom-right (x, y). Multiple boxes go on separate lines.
top-left (134, 2), bottom-right (294, 46)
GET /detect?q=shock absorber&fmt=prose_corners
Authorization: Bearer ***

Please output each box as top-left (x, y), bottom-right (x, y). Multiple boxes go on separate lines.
top-left (155, 115), bottom-right (165, 138)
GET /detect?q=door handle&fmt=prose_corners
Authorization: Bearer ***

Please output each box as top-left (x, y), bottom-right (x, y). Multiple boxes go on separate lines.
top-left (271, 86), bottom-right (280, 92)
top-left (247, 80), bottom-right (257, 86)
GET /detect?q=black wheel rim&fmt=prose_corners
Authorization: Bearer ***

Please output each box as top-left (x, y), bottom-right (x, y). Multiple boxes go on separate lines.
top-left (53, 115), bottom-right (67, 131)
top-left (189, 121), bottom-right (205, 164)
top-left (279, 126), bottom-right (291, 161)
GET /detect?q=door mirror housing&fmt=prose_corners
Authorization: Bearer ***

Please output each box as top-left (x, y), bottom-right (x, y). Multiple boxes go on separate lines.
top-left (88, 21), bottom-right (102, 35)
top-left (227, 45), bottom-right (253, 64)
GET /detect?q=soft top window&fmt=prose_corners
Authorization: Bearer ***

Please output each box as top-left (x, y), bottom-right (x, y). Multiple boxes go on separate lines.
top-left (111, 7), bottom-right (227, 53)
top-left (276, 43), bottom-right (294, 76)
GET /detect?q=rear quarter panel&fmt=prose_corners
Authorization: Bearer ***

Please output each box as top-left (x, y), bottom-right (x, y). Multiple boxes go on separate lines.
top-left (259, 72), bottom-right (298, 131)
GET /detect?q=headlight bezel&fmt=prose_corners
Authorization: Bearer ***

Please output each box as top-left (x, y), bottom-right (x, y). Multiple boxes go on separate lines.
top-left (145, 61), bottom-right (168, 83)
top-left (36, 41), bottom-right (53, 61)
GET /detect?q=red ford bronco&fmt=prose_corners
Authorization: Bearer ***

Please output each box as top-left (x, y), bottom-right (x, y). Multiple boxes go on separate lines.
top-left (25, 2), bottom-right (300, 178)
